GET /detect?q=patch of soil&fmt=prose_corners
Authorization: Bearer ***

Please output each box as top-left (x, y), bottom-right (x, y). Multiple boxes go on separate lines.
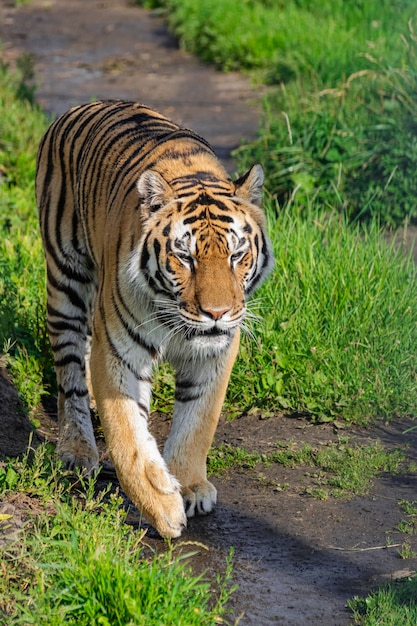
top-left (1, 2), bottom-right (417, 624)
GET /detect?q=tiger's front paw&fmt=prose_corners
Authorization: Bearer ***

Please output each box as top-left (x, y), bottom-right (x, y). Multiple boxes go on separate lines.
top-left (124, 459), bottom-right (187, 539)
top-left (144, 489), bottom-right (187, 539)
top-left (183, 480), bottom-right (217, 518)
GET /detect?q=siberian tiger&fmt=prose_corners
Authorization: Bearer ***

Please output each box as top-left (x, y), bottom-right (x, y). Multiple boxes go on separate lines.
top-left (36, 100), bottom-right (273, 538)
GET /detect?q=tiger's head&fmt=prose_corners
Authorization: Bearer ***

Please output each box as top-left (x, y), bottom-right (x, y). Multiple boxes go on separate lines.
top-left (130, 164), bottom-right (273, 350)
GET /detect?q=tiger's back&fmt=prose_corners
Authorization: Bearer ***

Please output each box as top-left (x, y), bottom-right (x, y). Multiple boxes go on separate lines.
top-left (36, 100), bottom-right (273, 538)
top-left (37, 101), bottom-right (223, 268)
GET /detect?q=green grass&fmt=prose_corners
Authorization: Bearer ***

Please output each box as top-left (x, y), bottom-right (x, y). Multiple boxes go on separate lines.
top-left (229, 207), bottom-right (417, 423)
top-left (139, 0), bottom-right (415, 82)
top-left (349, 576), bottom-right (417, 625)
top-left (0, 61), bottom-right (51, 412)
top-left (140, 0), bottom-right (417, 226)
top-left (235, 42), bottom-right (417, 226)
top-left (208, 438), bottom-right (407, 499)
top-left (0, 445), bottom-right (236, 625)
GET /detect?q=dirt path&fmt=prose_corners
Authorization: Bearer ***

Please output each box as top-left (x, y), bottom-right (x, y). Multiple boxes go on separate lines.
top-left (1, 1), bottom-right (417, 624)
top-left (0, 0), bottom-right (260, 173)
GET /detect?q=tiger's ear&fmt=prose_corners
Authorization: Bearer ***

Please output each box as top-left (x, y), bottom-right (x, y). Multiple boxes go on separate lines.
top-left (234, 163), bottom-right (264, 207)
top-left (137, 170), bottom-right (174, 212)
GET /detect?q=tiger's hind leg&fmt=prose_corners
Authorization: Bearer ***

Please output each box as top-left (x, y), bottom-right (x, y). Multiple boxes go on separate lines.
top-left (46, 266), bottom-right (99, 473)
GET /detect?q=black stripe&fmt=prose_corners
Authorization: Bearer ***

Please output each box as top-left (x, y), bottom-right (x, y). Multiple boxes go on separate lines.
top-left (140, 234), bottom-right (151, 269)
top-left (210, 212), bottom-right (234, 223)
top-left (175, 377), bottom-right (211, 403)
top-left (174, 390), bottom-right (204, 403)
top-left (146, 274), bottom-right (172, 297)
top-left (183, 210), bottom-right (206, 225)
top-left (47, 274), bottom-right (88, 314)
top-left (246, 234), bottom-right (270, 294)
top-left (54, 354), bottom-right (83, 367)
top-left (138, 402), bottom-right (150, 417)
top-left (97, 302), bottom-right (152, 380)
top-left (50, 340), bottom-right (79, 352)
top-left (153, 238), bottom-right (161, 258)
top-left (110, 291), bottom-right (158, 358)
top-left (47, 302), bottom-right (87, 323)
top-left (48, 319), bottom-right (86, 335)
top-left (58, 385), bottom-right (89, 399)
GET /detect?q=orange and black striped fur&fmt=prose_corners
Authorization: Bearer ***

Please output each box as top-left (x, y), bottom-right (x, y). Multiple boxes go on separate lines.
top-left (36, 100), bottom-right (273, 537)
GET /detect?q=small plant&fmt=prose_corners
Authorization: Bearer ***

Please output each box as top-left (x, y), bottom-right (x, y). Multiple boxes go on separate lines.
top-left (306, 487), bottom-right (328, 501)
top-left (398, 540), bottom-right (417, 560)
top-left (255, 472), bottom-right (289, 492)
top-left (398, 499), bottom-right (417, 517)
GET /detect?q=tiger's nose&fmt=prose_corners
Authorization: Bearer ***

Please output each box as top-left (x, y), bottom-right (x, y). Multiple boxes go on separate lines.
top-left (201, 306), bottom-right (231, 321)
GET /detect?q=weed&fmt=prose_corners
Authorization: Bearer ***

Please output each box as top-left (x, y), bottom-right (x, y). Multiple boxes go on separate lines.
top-left (398, 499), bottom-right (417, 517)
top-left (305, 487), bottom-right (328, 501)
top-left (255, 473), bottom-right (289, 492)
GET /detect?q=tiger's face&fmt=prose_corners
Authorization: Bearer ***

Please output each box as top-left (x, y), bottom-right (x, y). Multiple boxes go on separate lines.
top-left (130, 164), bottom-right (273, 350)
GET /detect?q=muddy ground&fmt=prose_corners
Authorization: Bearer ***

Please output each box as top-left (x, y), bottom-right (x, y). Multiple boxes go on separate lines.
top-left (1, 1), bottom-right (417, 624)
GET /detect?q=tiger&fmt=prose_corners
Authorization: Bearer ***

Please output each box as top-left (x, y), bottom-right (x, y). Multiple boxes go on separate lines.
top-left (36, 100), bottom-right (273, 538)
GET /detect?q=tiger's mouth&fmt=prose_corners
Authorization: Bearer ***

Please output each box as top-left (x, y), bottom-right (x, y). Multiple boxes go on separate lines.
top-left (186, 327), bottom-right (232, 339)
